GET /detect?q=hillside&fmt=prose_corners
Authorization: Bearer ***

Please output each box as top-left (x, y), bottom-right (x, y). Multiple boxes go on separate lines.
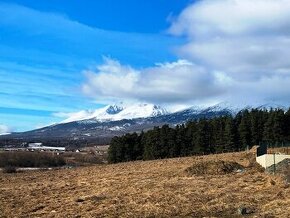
top-left (3, 105), bottom-right (231, 141)
top-left (2, 101), bottom-right (288, 143)
top-left (1, 151), bottom-right (289, 217)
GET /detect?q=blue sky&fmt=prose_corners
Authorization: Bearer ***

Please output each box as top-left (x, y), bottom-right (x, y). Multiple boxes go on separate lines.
top-left (0, 0), bottom-right (191, 132)
top-left (2, 0), bottom-right (290, 133)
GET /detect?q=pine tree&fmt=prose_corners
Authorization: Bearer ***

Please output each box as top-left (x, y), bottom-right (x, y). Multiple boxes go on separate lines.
top-left (238, 110), bottom-right (251, 149)
top-left (167, 128), bottom-right (178, 157)
top-left (159, 125), bottom-right (170, 158)
top-left (250, 109), bottom-right (260, 145)
top-left (210, 118), bottom-right (222, 153)
top-left (108, 108), bottom-right (290, 163)
top-left (177, 124), bottom-right (189, 156)
top-left (263, 110), bottom-right (274, 146)
top-left (134, 131), bottom-right (144, 160)
top-left (284, 108), bottom-right (290, 141)
top-left (143, 127), bottom-right (160, 160)
top-left (224, 116), bottom-right (236, 152)
top-left (272, 109), bottom-right (284, 145)
top-left (108, 136), bottom-right (118, 163)
top-left (195, 119), bottom-right (210, 154)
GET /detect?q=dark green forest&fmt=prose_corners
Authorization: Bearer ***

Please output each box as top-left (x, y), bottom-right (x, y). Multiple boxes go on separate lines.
top-left (108, 109), bottom-right (290, 163)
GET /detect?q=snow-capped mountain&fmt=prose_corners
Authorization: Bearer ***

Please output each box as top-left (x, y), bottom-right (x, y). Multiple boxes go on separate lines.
top-left (0, 132), bottom-right (11, 136)
top-left (2, 101), bottom-right (288, 143)
top-left (198, 101), bottom-right (288, 115)
top-left (61, 103), bottom-right (168, 123)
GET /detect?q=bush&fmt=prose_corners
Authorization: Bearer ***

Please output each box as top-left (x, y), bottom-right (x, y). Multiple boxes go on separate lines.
top-left (0, 152), bottom-right (66, 168)
top-left (62, 152), bottom-right (104, 166)
top-left (3, 166), bottom-right (17, 173)
top-left (185, 160), bottom-right (244, 176)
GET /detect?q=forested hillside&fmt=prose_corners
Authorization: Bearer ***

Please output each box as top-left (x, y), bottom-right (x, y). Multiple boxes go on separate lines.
top-left (108, 109), bottom-right (290, 163)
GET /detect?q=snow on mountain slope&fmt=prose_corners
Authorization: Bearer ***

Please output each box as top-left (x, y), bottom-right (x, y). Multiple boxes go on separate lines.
top-left (60, 110), bottom-right (95, 123)
top-left (0, 132), bottom-right (11, 136)
top-left (59, 101), bottom-right (288, 124)
top-left (113, 104), bottom-right (168, 120)
top-left (204, 102), bottom-right (251, 115)
top-left (202, 101), bottom-right (288, 115)
top-left (60, 103), bottom-right (168, 123)
top-left (256, 103), bottom-right (287, 111)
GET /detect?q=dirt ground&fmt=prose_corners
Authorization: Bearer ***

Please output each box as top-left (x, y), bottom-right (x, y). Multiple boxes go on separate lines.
top-left (0, 151), bottom-right (289, 218)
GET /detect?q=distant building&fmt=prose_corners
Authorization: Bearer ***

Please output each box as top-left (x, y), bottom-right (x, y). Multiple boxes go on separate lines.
top-left (28, 142), bottom-right (43, 147)
top-left (27, 145), bottom-right (66, 152)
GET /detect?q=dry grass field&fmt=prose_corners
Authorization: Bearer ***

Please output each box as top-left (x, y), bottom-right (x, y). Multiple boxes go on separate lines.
top-left (1, 151), bottom-right (290, 218)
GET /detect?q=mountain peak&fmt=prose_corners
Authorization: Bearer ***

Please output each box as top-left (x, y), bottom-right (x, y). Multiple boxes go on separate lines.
top-left (59, 103), bottom-right (168, 124)
top-left (105, 104), bottom-right (124, 115)
top-left (102, 103), bottom-right (168, 121)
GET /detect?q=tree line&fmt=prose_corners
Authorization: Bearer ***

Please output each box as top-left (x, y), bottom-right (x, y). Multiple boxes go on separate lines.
top-left (108, 108), bottom-right (290, 163)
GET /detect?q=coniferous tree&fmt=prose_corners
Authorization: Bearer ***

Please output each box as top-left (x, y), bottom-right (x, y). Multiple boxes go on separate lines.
top-left (159, 125), bottom-right (171, 158)
top-left (108, 108), bottom-right (290, 163)
top-left (238, 110), bottom-right (251, 149)
top-left (143, 127), bottom-right (160, 160)
top-left (195, 119), bottom-right (210, 154)
top-left (284, 108), bottom-right (290, 141)
top-left (272, 109), bottom-right (284, 145)
top-left (177, 124), bottom-right (189, 156)
top-left (250, 109), bottom-right (260, 145)
top-left (167, 128), bottom-right (178, 157)
top-left (224, 116), bottom-right (236, 152)
top-left (108, 136), bottom-right (118, 163)
top-left (263, 110), bottom-right (275, 146)
top-left (135, 131), bottom-right (144, 160)
top-left (217, 118), bottom-right (226, 151)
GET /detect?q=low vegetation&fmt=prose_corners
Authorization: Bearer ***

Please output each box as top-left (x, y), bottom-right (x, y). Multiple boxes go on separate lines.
top-left (1, 151), bottom-right (289, 217)
top-left (185, 160), bottom-right (243, 176)
top-left (62, 152), bottom-right (106, 166)
top-left (0, 151), bottom-right (66, 168)
top-left (2, 166), bottom-right (17, 174)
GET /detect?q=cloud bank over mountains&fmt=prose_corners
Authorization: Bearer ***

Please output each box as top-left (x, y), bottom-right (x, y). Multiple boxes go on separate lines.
top-left (2, 0), bottom-right (290, 131)
top-left (0, 124), bottom-right (11, 135)
top-left (82, 0), bottom-right (290, 107)
top-left (82, 58), bottom-right (226, 105)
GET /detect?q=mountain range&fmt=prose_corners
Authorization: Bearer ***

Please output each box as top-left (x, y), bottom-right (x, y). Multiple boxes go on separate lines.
top-left (1, 101), bottom-right (288, 142)
top-left (59, 103), bottom-right (169, 124)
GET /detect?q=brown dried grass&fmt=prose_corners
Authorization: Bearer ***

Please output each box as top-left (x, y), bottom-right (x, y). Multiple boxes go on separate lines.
top-left (0, 151), bottom-right (289, 217)
top-left (185, 160), bottom-right (243, 176)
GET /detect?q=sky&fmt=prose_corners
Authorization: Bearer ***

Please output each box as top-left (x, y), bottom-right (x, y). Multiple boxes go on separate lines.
top-left (1, 0), bottom-right (290, 133)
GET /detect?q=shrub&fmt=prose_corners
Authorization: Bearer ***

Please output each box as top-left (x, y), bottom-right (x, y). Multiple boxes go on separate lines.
top-left (185, 160), bottom-right (244, 176)
top-left (0, 151), bottom-right (66, 168)
top-left (3, 166), bottom-right (17, 173)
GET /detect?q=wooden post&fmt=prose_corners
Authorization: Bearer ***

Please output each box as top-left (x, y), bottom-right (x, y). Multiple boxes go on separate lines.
top-left (273, 153), bottom-right (276, 175)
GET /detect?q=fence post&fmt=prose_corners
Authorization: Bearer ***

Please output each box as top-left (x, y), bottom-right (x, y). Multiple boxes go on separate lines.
top-left (273, 153), bottom-right (276, 175)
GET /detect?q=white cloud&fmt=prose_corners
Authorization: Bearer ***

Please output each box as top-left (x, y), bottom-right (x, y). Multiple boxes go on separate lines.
top-left (81, 0), bottom-right (290, 107)
top-left (0, 124), bottom-right (11, 135)
top-left (53, 110), bottom-right (94, 123)
top-left (169, 0), bottom-right (290, 78)
top-left (170, 0), bottom-right (290, 37)
top-left (82, 57), bottom-right (227, 105)
top-left (167, 0), bottom-right (290, 105)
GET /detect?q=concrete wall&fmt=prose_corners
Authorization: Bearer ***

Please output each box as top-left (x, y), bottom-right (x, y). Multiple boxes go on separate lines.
top-left (256, 154), bottom-right (290, 168)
